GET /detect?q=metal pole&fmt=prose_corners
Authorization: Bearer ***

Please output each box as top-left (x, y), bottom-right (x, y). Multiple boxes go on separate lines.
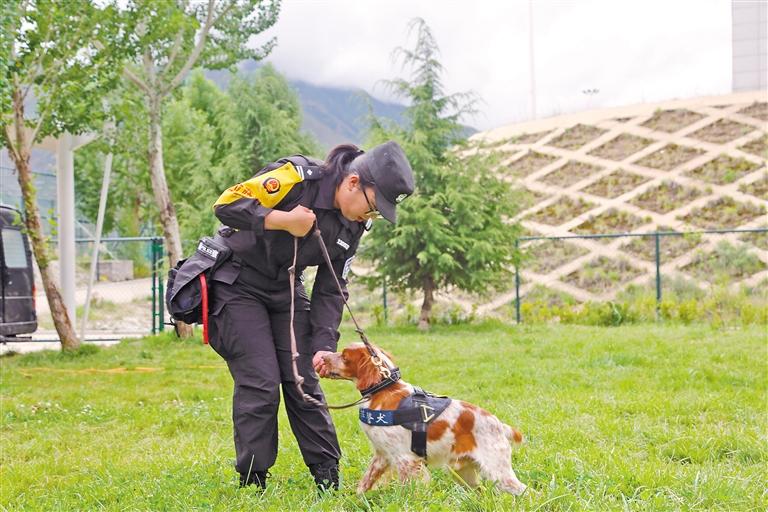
top-left (151, 239), bottom-right (157, 335)
top-left (382, 276), bottom-right (388, 325)
top-left (528, 0), bottom-right (537, 120)
top-left (515, 239), bottom-right (521, 324)
top-left (655, 232), bottom-right (661, 321)
top-left (81, 151), bottom-right (113, 340)
top-left (157, 239), bottom-right (164, 332)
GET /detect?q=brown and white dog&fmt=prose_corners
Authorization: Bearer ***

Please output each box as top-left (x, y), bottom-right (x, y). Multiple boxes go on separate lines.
top-left (321, 343), bottom-right (527, 495)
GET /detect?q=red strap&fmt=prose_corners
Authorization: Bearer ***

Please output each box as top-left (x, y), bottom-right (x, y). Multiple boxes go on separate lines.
top-left (199, 273), bottom-right (209, 344)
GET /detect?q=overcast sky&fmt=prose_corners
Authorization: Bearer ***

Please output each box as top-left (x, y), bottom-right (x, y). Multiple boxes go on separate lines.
top-left (251, 0), bottom-right (733, 131)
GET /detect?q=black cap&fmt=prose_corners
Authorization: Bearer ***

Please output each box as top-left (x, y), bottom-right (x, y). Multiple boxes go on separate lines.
top-left (350, 141), bottom-right (415, 223)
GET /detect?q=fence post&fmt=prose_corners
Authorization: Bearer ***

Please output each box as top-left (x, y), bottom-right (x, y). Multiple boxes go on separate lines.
top-left (157, 240), bottom-right (165, 332)
top-left (382, 276), bottom-right (388, 325)
top-left (655, 232), bottom-right (661, 322)
top-left (515, 238), bottom-right (521, 324)
top-left (151, 238), bottom-right (158, 335)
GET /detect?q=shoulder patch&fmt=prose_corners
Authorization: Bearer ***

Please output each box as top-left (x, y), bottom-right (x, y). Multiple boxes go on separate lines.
top-left (263, 177), bottom-right (281, 194)
top-left (214, 162), bottom-right (303, 208)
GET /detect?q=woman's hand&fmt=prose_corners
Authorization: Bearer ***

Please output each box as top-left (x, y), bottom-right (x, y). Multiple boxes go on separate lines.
top-left (313, 350), bottom-right (333, 377)
top-left (265, 205), bottom-right (316, 237)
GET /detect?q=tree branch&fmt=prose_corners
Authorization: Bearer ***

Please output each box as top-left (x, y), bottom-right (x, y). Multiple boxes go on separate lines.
top-left (123, 66), bottom-right (150, 95)
top-left (163, 0), bottom-right (217, 94)
top-left (162, 30), bottom-right (185, 77)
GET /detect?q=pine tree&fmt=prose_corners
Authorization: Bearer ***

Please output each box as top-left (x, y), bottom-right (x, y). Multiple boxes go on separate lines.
top-left (363, 19), bottom-right (521, 330)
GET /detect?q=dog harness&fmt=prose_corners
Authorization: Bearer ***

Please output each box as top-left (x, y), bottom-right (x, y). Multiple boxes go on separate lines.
top-left (359, 387), bottom-right (451, 458)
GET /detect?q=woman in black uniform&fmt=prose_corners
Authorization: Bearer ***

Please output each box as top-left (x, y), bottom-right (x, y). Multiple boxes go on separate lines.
top-left (208, 141), bottom-right (414, 490)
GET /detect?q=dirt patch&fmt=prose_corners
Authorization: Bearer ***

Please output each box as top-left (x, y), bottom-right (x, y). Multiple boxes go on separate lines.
top-left (582, 170), bottom-right (649, 198)
top-left (685, 154), bottom-right (761, 185)
top-left (641, 109), bottom-right (705, 133)
top-left (505, 151), bottom-right (559, 178)
top-left (635, 143), bottom-right (705, 171)
top-left (572, 208), bottom-right (648, 240)
top-left (588, 133), bottom-right (654, 161)
top-left (621, 228), bottom-right (703, 262)
top-left (739, 173), bottom-right (768, 200)
top-left (690, 119), bottom-right (755, 144)
top-left (522, 239), bottom-right (589, 274)
top-left (630, 181), bottom-right (704, 214)
top-left (738, 101), bottom-right (768, 122)
top-left (739, 135), bottom-right (768, 159)
top-left (562, 256), bottom-right (643, 295)
top-left (680, 196), bottom-right (766, 229)
top-left (547, 124), bottom-right (607, 150)
top-left (526, 196), bottom-right (596, 226)
top-left (538, 160), bottom-right (603, 188)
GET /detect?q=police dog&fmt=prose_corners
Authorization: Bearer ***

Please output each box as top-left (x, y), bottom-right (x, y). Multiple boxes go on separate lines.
top-left (321, 343), bottom-right (526, 495)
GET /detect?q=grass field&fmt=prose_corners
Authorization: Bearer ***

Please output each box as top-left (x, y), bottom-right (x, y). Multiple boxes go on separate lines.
top-left (1, 323), bottom-right (766, 511)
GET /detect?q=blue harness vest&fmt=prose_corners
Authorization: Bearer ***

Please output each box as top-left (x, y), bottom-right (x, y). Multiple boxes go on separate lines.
top-left (359, 387), bottom-right (452, 457)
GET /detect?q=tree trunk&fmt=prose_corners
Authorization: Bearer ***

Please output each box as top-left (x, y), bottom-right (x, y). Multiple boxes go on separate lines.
top-left (146, 95), bottom-right (193, 338)
top-left (418, 277), bottom-right (435, 331)
top-left (6, 87), bottom-right (80, 350)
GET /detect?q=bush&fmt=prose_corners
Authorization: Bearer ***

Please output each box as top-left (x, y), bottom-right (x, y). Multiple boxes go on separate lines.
top-left (514, 283), bottom-right (766, 328)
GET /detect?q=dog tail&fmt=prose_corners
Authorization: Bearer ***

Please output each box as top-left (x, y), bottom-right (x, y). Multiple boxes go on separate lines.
top-left (504, 423), bottom-right (524, 445)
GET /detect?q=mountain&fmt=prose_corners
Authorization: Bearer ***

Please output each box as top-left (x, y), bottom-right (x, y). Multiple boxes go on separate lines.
top-left (204, 63), bottom-right (476, 150)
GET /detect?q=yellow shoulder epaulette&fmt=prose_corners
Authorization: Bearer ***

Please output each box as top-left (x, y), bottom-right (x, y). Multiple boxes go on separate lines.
top-left (214, 162), bottom-right (304, 209)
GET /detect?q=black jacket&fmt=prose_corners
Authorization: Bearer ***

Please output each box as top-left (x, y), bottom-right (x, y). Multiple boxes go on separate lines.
top-left (212, 156), bottom-right (365, 353)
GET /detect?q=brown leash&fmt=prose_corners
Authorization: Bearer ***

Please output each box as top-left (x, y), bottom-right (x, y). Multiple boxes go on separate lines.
top-left (287, 224), bottom-right (393, 409)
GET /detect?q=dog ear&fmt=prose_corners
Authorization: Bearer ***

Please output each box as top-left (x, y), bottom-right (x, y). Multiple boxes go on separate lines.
top-left (354, 351), bottom-right (383, 391)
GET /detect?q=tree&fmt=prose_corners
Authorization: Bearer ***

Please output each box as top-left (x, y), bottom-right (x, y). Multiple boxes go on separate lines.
top-left (115, 0), bottom-right (279, 268)
top-left (171, 65), bottom-right (319, 241)
top-left (228, 64), bottom-right (319, 172)
top-left (75, 65), bottom-right (319, 246)
top-left (1, 0), bottom-right (123, 350)
top-left (362, 19), bottom-right (521, 330)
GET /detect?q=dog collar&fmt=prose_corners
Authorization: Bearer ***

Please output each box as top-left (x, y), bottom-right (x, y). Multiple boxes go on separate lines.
top-left (359, 367), bottom-right (402, 397)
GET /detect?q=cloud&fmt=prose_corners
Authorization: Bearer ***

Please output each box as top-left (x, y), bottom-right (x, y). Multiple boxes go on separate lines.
top-left (252, 0), bottom-right (732, 131)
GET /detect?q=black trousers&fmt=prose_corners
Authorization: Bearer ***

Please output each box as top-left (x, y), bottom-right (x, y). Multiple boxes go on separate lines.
top-left (208, 265), bottom-right (341, 474)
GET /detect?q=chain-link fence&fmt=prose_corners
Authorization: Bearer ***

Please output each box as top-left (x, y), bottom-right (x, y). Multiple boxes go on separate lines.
top-left (33, 227), bottom-right (767, 340)
top-left (512, 228), bottom-right (768, 324)
top-left (36, 237), bottom-right (164, 340)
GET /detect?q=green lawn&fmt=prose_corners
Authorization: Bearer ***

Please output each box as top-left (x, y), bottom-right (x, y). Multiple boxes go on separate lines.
top-left (1, 323), bottom-right (766, 511)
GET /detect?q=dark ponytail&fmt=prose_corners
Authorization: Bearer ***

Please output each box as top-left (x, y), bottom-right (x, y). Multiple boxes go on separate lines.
top-left (323, 143), bottom-right (369, 187)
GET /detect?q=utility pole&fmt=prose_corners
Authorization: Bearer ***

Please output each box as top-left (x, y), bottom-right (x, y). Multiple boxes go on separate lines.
top-left (528, 0), bottom-right (537, 120)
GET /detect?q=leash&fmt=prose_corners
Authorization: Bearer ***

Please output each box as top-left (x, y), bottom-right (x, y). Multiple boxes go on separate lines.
top-left (287, 223), bottom-right (397, 409)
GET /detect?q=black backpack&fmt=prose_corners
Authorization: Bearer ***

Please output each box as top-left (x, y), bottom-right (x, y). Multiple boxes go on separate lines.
top-left (165, 236), bottom-right (231, 325)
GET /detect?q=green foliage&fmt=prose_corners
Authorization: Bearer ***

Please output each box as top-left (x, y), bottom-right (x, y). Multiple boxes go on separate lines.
top-left (362, 19), bottom-right (521, 310)
top-left (1, 0), bottom-right (124, 144)
top-left (118, 0), bottom-right (279, 80)
top-left (516, 279), bottom-right (767, 328)
top-left (228, 64), bottom-right (320, 173)
top-left (74, 67), bottom-right (320, 242)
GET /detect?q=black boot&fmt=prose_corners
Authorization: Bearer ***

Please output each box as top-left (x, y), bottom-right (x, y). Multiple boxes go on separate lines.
top-left (239, 470), bottom-right (268, 489)
top-left (308, 460), bottom-right (339, 492)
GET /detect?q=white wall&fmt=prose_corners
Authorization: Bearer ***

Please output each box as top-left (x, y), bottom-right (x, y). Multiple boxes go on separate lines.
top-left (732, 0), bottom-right (767, 91)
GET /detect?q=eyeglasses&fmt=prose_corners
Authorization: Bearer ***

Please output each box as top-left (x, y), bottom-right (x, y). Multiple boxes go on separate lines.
top-left (360, 185), bottom-right (381, 219)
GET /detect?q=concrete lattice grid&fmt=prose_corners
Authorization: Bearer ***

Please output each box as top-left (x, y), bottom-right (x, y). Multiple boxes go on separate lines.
top-left (468, 90), bottom-right (767, 312)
